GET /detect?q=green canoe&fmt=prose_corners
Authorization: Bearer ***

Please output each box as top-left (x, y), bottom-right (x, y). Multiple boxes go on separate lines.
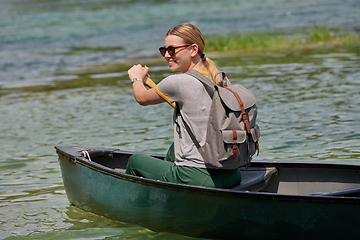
top-left (55, 145), bottom-right (360, 239)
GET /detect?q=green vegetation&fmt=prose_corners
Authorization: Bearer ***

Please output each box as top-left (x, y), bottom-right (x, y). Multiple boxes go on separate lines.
top-left (1, 27), bottom-right (358, 96)
top-left (206, 27), bottom-right (359, 52)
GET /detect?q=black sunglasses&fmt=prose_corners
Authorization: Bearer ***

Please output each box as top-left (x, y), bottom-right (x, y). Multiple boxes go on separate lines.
top-left (159, 45), bottom-right (190, 57)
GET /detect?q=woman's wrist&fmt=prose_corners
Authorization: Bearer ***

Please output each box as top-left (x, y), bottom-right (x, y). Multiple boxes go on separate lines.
top-left (130, 78), bottom-right (143, 83)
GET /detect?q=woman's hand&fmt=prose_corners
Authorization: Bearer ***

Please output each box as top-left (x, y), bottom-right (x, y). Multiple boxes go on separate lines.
top-left (128, 64), bottom-right (148, 81)
top-left (127, 64), bottom-right (165, 106)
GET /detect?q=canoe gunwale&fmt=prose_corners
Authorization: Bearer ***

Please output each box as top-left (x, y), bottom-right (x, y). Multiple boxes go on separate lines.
top-left (55, 145), bottom-right (360, 204)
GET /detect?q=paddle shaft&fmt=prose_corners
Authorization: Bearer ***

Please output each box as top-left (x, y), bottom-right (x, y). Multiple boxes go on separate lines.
top-left (143, 74), bottom-right (175, 108)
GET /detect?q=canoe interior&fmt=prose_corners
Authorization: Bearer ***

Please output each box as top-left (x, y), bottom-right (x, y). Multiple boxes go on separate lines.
top-left (263, 165), bottom-right (360, 196)
top-left (59, 146), bottom-right (360, 197)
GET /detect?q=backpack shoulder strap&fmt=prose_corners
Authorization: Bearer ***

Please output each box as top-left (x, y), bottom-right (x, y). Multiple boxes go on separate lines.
top-left (185, 69), bottom-right (215, 88)
top-left (186, 69), bottom-right (232, 87)
top-left (182, 69), bottom-right (213, 153)
top-left (175, 106), bottom-right (205, 158)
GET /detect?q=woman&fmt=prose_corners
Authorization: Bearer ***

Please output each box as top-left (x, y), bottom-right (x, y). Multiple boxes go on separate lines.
top-left (126, 23), bottom-right (241, 188)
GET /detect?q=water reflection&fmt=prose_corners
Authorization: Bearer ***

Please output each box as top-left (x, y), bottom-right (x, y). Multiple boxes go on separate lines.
top-left (1, 47), bottom-right (359, 239)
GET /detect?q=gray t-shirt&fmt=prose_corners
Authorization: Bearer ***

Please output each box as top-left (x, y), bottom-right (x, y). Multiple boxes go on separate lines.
top-left (156, 72), bottom-right (212, 168)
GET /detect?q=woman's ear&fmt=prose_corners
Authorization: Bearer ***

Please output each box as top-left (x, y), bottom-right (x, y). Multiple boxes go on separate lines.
top-left (190, 44), bottom-right (199, 57)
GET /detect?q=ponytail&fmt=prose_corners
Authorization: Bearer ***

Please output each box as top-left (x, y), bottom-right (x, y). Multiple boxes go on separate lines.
top-left (203, 57), bottom-right (222, 86)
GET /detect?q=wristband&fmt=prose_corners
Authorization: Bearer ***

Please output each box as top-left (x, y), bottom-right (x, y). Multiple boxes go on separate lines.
top-left (131, 78), bottom-right (143, 83)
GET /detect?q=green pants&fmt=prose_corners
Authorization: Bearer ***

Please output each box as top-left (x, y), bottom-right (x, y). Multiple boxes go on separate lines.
top-left (125, 144), bottom-right (241, 189)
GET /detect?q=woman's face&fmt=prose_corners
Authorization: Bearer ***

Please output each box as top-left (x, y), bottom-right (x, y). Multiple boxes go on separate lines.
top-left (163, 35), bottom-right (193, 73)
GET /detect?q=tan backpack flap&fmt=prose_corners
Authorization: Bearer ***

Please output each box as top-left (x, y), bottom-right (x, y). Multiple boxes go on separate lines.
top-left (217, 85), bottom-right (256, 111)
top-left (189, 70), bottom-right (257, 111)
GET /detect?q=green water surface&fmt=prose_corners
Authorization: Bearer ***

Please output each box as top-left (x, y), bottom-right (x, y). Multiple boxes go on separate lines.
top-left (1, 46), bottom-right (359, 239)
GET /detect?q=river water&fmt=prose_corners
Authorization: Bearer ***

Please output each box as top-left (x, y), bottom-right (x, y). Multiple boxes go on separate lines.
top-left (1, 0), bottom-right (360, 239)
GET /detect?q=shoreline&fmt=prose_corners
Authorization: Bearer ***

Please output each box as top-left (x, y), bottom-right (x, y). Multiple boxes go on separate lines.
top-left (0, 27), bottom-right (358, 94)
top-left (205, 27), bottom-right (359, 53)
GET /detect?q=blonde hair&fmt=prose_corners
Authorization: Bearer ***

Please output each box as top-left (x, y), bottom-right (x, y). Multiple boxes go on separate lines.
top-left (166, 23), bottom-right (222, 86)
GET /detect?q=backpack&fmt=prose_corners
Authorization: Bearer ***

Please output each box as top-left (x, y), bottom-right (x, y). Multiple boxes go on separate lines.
top-left (180, 69), bottom-right (260, 169)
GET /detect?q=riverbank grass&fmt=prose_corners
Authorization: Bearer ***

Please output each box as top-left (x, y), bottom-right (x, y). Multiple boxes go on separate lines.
top-left (206, 27), bottom-right (359, 52)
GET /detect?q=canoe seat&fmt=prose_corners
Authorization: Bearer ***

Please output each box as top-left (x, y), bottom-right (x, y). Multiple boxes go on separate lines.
top-left (310, 187), bottom-right (360, 197)
top-left (231, 167), bottom-right (277, 192)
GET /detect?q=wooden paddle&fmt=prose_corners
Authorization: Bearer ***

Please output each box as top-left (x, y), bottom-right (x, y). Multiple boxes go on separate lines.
top-left (143, 73), bottom-right (176, 108)
top-left (143, 75), bottom-right (157, 88)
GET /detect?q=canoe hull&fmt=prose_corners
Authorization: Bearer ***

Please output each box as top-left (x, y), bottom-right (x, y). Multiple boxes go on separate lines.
top-left (56, 146), bottom-right (360, 239)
